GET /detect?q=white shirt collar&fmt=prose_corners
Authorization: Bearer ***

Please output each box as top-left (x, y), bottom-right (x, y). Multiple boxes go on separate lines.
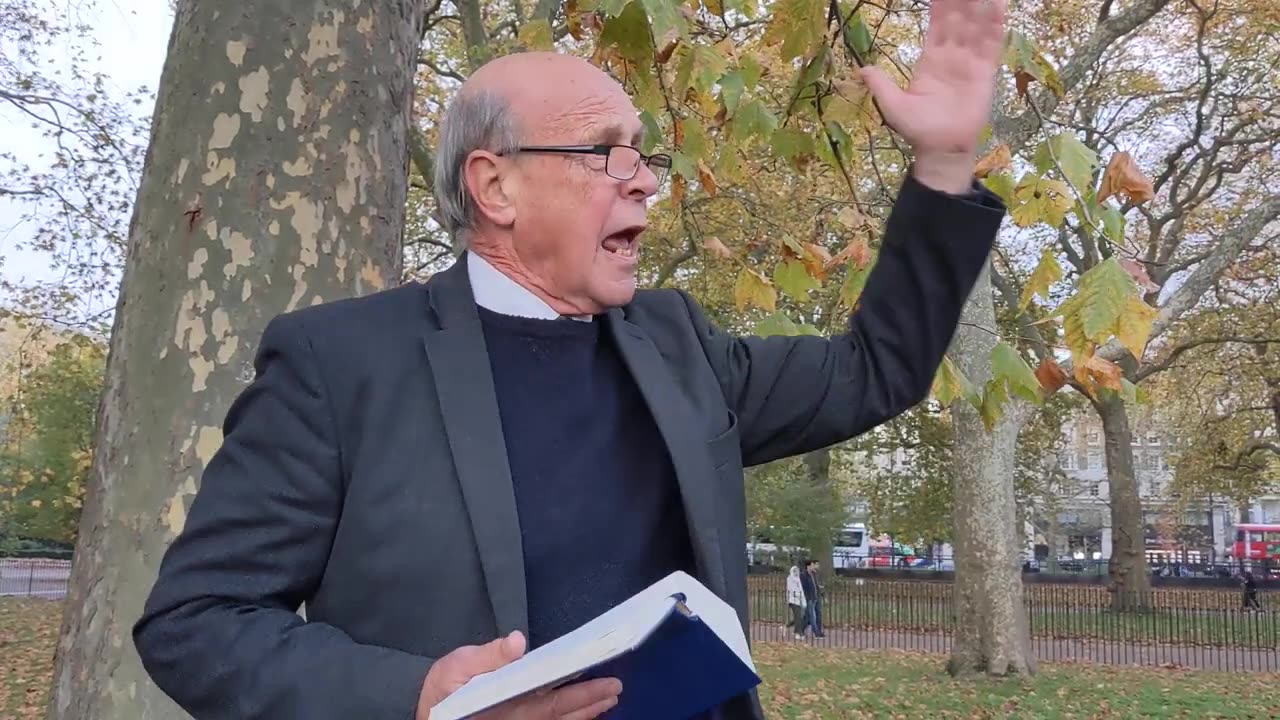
top-left (466, 252), bottom-right (592, 322)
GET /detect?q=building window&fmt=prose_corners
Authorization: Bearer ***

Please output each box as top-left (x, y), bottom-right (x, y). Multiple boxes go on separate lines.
top-left (1088, 449), bottom-right (1102, 469)
top-left (1089, 483), bottom-right (1100, 497)
top-left (1147, 435), bottom-right (1161, 446)
top-left (1088, 431), bottom-right (1100, 445)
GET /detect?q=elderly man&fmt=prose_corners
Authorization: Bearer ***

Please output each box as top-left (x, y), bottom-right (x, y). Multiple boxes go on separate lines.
top-left (133, 1), bottom-right (1008, 718)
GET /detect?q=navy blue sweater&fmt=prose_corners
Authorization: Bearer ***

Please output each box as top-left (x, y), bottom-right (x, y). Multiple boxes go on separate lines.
top-left (477, 307), bottom-right (696, 650)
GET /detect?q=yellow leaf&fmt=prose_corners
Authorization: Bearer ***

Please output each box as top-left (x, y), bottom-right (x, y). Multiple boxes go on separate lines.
top-left (703, 236), bottom-right (733, 259)
top-left (517, 18), bottom-right (555, 51)
top-left (1019, 248), bottom-right (1063, 311)
top-left (735, 267), bottom-right (777, 312)
top-left (1098, 151), bottom-right (1154, 204)
top-left (1113, 296), bottom-right (1157, 359)
top-left (974, 144), bottom-right (1012, 179)
top-left (1011, 175), bottom-right (1073, 228)
top-left (1058, 295), bottom-right (1093, 380)
top-left (696, 158), bottom-right (719, 195)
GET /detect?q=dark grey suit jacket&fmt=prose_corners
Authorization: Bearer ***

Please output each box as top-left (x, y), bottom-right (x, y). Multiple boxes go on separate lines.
top-left (133, 175), bottom-right (1004, 719)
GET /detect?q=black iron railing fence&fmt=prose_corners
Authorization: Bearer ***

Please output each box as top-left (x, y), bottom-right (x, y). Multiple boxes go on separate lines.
top-left (749, 575), bottom-right (1278, 671)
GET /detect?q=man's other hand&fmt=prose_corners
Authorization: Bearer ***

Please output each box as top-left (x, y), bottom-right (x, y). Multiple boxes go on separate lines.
top-left (417, 631), bottom-right (623, 720)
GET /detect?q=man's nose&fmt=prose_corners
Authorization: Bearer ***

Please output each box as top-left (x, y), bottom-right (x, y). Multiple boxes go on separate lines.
top-left (625, 162), bottom-right (660, 200)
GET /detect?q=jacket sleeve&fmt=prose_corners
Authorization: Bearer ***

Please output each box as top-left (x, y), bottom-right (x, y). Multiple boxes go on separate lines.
top-left (132, 313), bottom-right (433, 720)
top-left (683, 173), bottom-right (1005, 467)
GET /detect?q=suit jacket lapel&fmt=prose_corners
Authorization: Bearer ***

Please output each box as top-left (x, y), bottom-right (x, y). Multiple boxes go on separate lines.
top-left (606, 310), bottom-right (728, 597)
top-left (422, 256), bottom-right (529, 637)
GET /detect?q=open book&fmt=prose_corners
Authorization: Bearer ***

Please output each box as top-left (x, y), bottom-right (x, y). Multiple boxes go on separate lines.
top-left (428, 571), bottom-right (761, 720)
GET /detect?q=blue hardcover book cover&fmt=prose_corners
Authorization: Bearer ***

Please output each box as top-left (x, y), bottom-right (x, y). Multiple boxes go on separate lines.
top-left (428, 572), bottom-right (761, 720)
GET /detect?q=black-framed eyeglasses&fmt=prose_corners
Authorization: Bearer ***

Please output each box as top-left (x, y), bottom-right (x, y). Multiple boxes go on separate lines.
top-left (506, 144), bottom-right (672, 184)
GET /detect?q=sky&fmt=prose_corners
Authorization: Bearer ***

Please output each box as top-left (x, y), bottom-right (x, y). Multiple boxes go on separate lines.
top-left (0, 0), bottom-right (173, 292)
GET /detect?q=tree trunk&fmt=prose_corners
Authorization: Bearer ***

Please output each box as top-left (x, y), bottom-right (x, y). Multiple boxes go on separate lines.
top-left (1094, 392), bottom-right (1152, 611)
top-left (803, 447), bottom-right (833, 574)
top-left (47, 1), bottom-right (423, 717)
top-left (947, 266), bottom-right (1037, 677)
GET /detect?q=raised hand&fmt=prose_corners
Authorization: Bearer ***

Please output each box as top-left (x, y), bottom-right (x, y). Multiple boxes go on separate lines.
top-left (860, 0), bottom-right (1007, 193)
top-left (417, 631), bottom-right (622, 720)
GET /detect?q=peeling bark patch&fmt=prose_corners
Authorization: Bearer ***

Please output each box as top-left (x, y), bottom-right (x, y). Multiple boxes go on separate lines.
top-left (336, 128), bottom-right (369, 214)
top-left (239, 66), bottom-right (270, 123)
top-left (287, 78), bottom-right (309, 128)
top-left (241, 279), bottom-right (253, 302)
top-left (202, 152), bottom-right (236, 187)
top-left (272, 192), bottom-right (322, 267)
top-left (268, 220), bottom-right (280, 235)
top-left (211, 81), bottom-right (227, 96)
top-left (277, 116), bottom-right (285, 131)
top-left (303, 10), bottom-right (344, 66)
top-left (283, 155), bottom-right (314, 176)
top-left (176, 157), bottom-right (190, 183)
top-left (226, 40), bottom-right (247, 67)
top-left (286, 264), bottom-right (308, 312)
top-left (212, 309), bottom-right (239, 364)
top-left (360, 257), bottom-right (386, 291)
top-left (221, 229), bottom-right (255, 278)
top-left (208, 113), bottom-right (241, 150)
top-left (187, 248), bottom-right (209, 280)
top-left (164, 475), bottom-right (200, 535)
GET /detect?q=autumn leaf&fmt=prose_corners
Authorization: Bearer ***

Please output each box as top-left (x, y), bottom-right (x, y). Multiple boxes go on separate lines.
top-left (1019, 248), bottom-right (1063, 311)
top-left (982, 172), bottom-right (1017, 206)
top-left (517, 18), bottom-right (555, 50)
top-left (974, 144), bottom-right (1012, 179)
top-left (1034, 357), bottom-right (1069, 395)
top-left (833, 206), bottom-right (867, 231)
top-left (774, 258), bottom-right (820, 300)
top-left (703, 236), bottom-right (732, 259)
top-left (1101, 204), bottom-right (1126, 246)
top-left (695, 158), bottom-right (719, 195)
top-left (762, 0), bottom-right (825, 62)
top-left (1085, 354), bottom-right (1124, 393)
top-left (1011, 174), bottom-right (1072, 228)
top-left (804, 242), bottom-right (832, 267)
top-left (598, 1), bottom-right (654, 63)
top-left (1098, 151), bottom-right (1155, 204)
top-left (755, 311), bottom-right (822, 337)
top-left (735, 267), bottom-right (777, 312)
top-left (771, 128), bottom-right (815, 165)
top-left (1057, 294), bottom-right (1093, 373)
top-left (1114, 295), bottom-right (1158, 359)
top-left (842, 12), bottom-right (873, 58)
top-left (979, 379), bottom-right (1009, 431)
top-left (827, 236), bottom-right (870, 269)
top-left (1003, 31), bottom-right (1065, 99)
top-left (932, 355), bottom-right (980, 408)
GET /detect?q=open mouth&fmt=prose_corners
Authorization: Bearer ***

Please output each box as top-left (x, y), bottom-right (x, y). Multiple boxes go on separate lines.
top-left (602, 228), bottom-right (642, 260)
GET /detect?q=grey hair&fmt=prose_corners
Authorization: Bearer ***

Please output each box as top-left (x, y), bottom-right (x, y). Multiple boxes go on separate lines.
top-left (433, 88), bottom-right (522, 247)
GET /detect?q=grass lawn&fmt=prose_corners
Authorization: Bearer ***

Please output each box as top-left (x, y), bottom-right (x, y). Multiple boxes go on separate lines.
top-left (4, 598), bottom-right (1280, 718)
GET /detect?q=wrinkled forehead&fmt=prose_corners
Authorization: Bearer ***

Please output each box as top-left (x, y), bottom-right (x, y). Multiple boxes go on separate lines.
top-left (515, 80), bottom-right (646, 146)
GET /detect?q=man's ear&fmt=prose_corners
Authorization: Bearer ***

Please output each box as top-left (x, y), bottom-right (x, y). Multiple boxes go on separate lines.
top-left (463, 150), bottom-right (517, 229)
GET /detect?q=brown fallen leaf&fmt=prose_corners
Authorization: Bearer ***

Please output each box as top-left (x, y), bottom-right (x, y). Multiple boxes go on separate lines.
top-left (974, 144), bottom-right (1012, 178)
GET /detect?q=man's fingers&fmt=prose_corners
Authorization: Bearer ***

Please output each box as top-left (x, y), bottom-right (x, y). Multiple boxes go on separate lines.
top-left (439, 631), bottom-right (527, 685)
top-left (545, 678), bottom-right (623, 719)
top-left (559, 696), bottom-right (619, 720)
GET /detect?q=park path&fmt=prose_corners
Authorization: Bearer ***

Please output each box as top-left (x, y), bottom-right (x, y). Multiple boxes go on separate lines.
top-left (750, 623), bottom-right (1280, 673)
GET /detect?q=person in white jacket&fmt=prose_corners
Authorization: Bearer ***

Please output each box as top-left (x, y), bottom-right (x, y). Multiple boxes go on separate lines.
top-left (786, 566), bottom-right (807, 640)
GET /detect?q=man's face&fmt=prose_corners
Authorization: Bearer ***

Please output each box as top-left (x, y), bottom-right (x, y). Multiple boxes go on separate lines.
top-left (506, 88), bottom-right (661, 315)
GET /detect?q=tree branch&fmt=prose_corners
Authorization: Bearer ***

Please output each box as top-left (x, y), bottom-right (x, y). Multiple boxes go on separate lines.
top-left (1137, 335), bottom-right (1280, 382)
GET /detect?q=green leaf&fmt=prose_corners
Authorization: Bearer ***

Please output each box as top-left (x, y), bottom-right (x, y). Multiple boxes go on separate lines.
top-left (983, 172), bottom-right (1016, 206)
top-left (1034, 132), bottom-right (1099, 195)
top-left (1019, 248), bottom-right (1063, 310)
top-left (731, 99), bottom-right (778, 142)
top-left (1078, 257), bottom-right (1136, 340)
top-left (1101, 204), bottom-right (1126, 245)
top-left (990, 341), bottom-right (1043, 404)
top-left (1120, 377), bottom-right (1138, 405)
top-left (738, 55), bottom-right (763, 88)
top-left (640, 0), bottom-right (686, 43)
top-left (979, 379), bottom-right (1009, 431)
top-left (774, 258), bottom-right (820, 300)
top-left (676, 46), bottom-right (727, 97)
top-left (819, 121), bottom-right (853, 171)
top-left (1003, 30), bottom-right (1065, 98)
top-left (719, 70), bottom-right (746, 116)
top-left (638, 111), bottom-right (663, 154)
top-left (670, 151), bottom-right (696, 180)
top-left (846, 14), bottom-right (873, 56)
top-left (599, 1), bottom-right (653, 63)
top-left (517, 18), bottom-right (555, 50)
top-left (840, 262), bottom-right (869, 308)
top-left (599, 0), bottom-right (630, 15)
top-left (734, 268), bottom-right (777, 312)
top-left (771, 127), bottom-right (815, 161)
top-left (681, 115), bottom-right (711, 160)
top-left (755, 311), bottom-right (800, 337)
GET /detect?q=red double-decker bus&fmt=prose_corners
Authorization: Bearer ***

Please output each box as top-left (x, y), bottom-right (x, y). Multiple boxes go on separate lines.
top-left (1230, 523), bottom-right (1280, 564)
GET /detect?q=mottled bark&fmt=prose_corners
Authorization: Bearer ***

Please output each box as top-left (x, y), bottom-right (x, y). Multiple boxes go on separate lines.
top-left (1095, 393), bottom-right (1152, 611)
top-left (47, 1), bottom-right (423, 717)
top-left (947, 266), bottom-right (1037, 677)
